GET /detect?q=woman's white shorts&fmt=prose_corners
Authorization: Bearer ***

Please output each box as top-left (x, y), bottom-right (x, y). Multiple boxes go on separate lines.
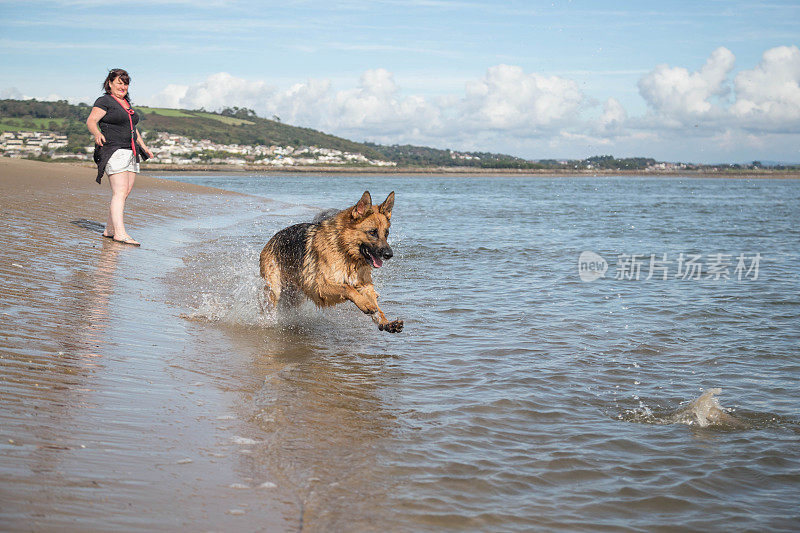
top-left (106, 149), bottom-right (140, 176)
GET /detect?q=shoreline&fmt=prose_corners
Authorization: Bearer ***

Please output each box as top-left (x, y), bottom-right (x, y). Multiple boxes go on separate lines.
top-left (15, 157), bottom-right (800, 178)
top-left (148, 167), bottom-right (800, 179)
top-left (0, 157), bottom-right (289, 530)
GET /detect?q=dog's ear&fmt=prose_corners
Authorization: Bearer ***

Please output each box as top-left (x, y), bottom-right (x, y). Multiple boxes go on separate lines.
top-left (378, 191), bottom-right (394, 219)
top-left (353, 191), bottom-right (372, 218)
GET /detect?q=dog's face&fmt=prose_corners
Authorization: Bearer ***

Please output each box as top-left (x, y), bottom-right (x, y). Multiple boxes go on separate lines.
top-left (343, 191), bottom-right (394, 268)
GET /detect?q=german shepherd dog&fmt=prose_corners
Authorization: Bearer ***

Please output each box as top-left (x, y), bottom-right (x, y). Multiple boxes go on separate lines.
top-left (259, 191), bottom-right (403, 333)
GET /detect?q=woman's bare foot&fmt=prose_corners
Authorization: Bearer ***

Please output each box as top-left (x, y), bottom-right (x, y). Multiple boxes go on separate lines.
top-left (112, 234), bottom-right (140, 247)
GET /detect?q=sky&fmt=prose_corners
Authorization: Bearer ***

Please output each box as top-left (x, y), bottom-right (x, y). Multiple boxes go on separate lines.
top-left (1, 0), bottom-right (799, 163)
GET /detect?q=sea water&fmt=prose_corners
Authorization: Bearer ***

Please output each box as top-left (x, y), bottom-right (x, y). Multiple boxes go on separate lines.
top-left (158, 173), bottom-right (800, 531)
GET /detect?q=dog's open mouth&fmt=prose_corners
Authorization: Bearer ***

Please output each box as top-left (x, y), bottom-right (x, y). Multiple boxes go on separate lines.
top-left (361, 244), bottom-right (383, 268)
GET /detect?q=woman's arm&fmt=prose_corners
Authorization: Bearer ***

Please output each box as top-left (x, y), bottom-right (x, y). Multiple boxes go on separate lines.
top-left (136, 128), bottom-right (153, 158)
top-left (86, 107), bottom-right (107, 145)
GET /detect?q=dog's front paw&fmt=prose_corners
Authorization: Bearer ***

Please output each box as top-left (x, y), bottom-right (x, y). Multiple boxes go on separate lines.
top-left (379, 319), bottom-right (404, 333)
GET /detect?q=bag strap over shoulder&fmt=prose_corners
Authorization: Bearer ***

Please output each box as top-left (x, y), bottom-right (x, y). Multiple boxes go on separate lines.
top-left (110, 95), bottom-right (137, 156)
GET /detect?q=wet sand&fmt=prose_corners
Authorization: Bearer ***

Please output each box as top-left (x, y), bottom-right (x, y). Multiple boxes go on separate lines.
top-left (0, 158), bottom-right (290, 530)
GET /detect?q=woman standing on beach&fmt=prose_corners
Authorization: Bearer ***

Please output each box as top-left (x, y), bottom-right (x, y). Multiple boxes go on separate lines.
top-left (86, 68), bottom-right (153, 246)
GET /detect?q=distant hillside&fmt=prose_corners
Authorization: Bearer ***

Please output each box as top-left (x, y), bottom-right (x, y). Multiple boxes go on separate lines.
top-left (0, 98), bottom-right (549, 168)
top-left (364, 142), bottom-right (534, 168)
top-left (9, 98), bottom-right (787, 172)
top-left (0, 99), bottom-right (386, 160)
top-left (136, 106), bottom-right (388, 159)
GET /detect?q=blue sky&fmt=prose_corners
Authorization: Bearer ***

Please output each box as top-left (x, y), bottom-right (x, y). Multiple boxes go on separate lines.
top-left (2, 0), bottom-right (799, 163)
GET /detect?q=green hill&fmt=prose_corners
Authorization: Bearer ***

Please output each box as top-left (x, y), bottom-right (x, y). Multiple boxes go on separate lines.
top-left (0, 98), bottom-right (683, 171)
top-left (0, 99), bottom-right (386, 160)
top-left (364, 142), bottom-right (537, 168)
top-left (136, 106), bottom-right (388, 158)
top-left (0, 98), bottom-right (543, 168)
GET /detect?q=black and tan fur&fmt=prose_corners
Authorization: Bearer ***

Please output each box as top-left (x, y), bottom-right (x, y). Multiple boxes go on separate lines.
top-left (259, 191), bottom-right (403, 333)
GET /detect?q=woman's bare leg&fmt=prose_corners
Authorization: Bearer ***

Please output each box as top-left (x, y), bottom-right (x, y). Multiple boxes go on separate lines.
top-left (125, 171), bottom-right (136, 199)
top-left (107, 171), bottom-right (138, 244)
top-left (103, 203), bottom-right (114, 237)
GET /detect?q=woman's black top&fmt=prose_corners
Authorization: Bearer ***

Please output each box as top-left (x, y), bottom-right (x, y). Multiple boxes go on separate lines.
top-left (91, 94), bottom-right (149, 183)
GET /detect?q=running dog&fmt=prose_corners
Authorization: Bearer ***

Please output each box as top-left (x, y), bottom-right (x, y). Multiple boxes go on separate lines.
top-left (259, 191), bottom-right (403, 333)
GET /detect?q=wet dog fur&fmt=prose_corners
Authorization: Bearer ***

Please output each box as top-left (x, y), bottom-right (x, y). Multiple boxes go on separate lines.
top-left (259, 191), bottom-right (403, 333)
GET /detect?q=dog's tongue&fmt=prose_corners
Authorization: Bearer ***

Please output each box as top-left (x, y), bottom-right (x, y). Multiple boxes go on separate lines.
top-left (371, 254), bottom-right (383, 268)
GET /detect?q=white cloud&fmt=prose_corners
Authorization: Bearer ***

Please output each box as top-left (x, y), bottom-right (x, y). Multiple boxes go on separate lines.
top-left (731, 45), bottom-right (800, 130)
top-left (637, 45), bottom-right (800, 137)
top-left (600, 97), bottom-right (627, 128)
top-left (145, 65), bottom-right (584, 140)
top-left (460, 65), bottom-right (583, 131)
top-left (150, 84), bottom-right (190, 108)
top-left (269, 78), bottom-right (333, 126)
top-left (183, 72), bottom-right (274, 111)
top-left (327, 69), bottom-right (442, 135)
top-left (0, 87), bottom-right (65, 101)
top-left (139, 47), bottom-right (800, 162)
top-left (638, 46), bottom-right (735, 123)
top-left (0, 87), bottom-right (27, 100)
top-left (147, 69), bottom-right (440, 136)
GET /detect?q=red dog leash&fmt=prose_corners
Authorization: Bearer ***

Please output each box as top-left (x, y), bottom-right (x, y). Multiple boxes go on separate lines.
top-left (110, 94), bottom-right (137, 155)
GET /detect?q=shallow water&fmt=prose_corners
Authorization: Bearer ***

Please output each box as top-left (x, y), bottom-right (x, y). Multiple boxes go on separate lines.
top-left (2, 172), bottom-right (798, 531)
top-left (0, 181), bottom-right (292, 530)
top-left (156, 173), bottom-right (800, 530)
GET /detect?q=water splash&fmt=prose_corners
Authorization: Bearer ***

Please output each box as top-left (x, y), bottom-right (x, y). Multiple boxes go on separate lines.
top-left (171, 235), bottom-right (347, 331)
top-left (619, 388), bottom-right (748, 429)
top-left (169, 236), bottom-right (281, 328)
top-left (670, 388), bottom-right (746, 428)
top-left (191, 271), bottom-right (276, 327)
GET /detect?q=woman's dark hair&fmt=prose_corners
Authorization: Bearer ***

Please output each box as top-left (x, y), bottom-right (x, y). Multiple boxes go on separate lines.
top-left (103, 68), bottom-right (131, 102)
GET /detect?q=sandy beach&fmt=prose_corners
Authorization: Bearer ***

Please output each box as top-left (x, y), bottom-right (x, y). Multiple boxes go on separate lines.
top-left (0, 158), bottom-right (292, 530)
